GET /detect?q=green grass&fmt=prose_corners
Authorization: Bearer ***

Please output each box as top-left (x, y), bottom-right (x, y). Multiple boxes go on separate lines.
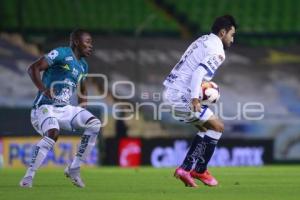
top-left (1, 166), bottom-right (300, 200)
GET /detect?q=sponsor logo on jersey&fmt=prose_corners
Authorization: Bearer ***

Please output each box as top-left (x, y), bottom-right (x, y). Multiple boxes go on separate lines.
top-left (207, 60), bottom-right (214, 69)
top-left (63, 78), bottom-right (77, 87)
top-left (166, 73), bottom-right (178, 83)
top-left (62, 64), bottom-right (70, 71)
top-left (207, 56), bottom-right (221, 71)
top-left (72, 68), bottom-right (79, 77)
top-left (218, 55), bottom-right (224, 62)
top-left (212, 56), bottom-right (220, 67)
top-left (65, 56), bottom-right (73, 61)
top-left (42, 108), bottom-right (48, 114)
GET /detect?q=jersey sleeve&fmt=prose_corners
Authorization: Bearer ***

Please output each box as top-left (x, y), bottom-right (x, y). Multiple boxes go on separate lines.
top-left (44, 47), bottom-right (66, 66)
top-left (190, 66), bottom-right (207, 99)
top-left (198, 53), bottom-right (224, 77)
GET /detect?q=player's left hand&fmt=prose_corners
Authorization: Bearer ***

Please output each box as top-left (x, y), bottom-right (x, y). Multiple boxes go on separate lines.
top-left (42, 88), bottom-right (53, 99)
top-left (191, 98), bottom-right (201, 112)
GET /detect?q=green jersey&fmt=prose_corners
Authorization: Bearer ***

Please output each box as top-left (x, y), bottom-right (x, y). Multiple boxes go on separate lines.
top-left (33, 47), bottom-right (88, 108)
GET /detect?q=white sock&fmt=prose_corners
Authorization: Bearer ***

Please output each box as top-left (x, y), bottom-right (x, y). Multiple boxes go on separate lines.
top-left (70, 134), bottom-right (97, 169)
top-left (205, 130), bottom-right (222, 140)
top-left (70, 119), bottom-right (100, 169)
top-left (25, 137), bottom-right (55, 178)
top-left (197, 131), bottom-right (205, 138)
top-left (70, 156), bottom-right (82, 169)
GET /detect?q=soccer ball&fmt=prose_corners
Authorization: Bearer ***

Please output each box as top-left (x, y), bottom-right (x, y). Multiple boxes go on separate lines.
top-left (200, 81), bottom-right (220, 105)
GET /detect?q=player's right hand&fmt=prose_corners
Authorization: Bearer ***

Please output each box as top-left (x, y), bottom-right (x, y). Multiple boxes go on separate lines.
top-left (191, 98), bottom-right (201, 112)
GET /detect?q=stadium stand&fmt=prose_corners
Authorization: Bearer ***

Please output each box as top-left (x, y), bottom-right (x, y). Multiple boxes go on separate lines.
top-left (0, 33), bottom-right (38, 106)
top-left (2, 0), bottom-right (300, 45)
top-left (1, 0), bottom-right (179, 33)
top-left (164, 0), bottom-right (300, 33)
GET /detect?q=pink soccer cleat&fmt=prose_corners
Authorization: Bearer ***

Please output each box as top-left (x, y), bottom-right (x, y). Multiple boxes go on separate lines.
top-left (190, 170), bottom-right (218, 186)
top-left (174, 167), bottom-right (198, 187)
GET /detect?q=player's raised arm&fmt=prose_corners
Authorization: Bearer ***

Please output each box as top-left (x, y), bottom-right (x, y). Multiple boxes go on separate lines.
top-left (27, 57), bottom-right (52, 98)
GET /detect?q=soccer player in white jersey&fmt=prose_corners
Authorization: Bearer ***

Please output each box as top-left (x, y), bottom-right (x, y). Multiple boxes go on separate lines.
top-left (19, 29), bottom-right (101, 188)
top-left (163, 15), bottom-right (237, 187)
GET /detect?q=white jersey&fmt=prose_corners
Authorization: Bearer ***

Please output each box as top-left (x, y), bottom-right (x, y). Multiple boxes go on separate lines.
top-left (163, 33), bottom-right (225, 98)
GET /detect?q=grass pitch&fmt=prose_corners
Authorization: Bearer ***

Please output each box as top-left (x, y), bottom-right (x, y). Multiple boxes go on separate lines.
top-left (1, 166), bottom-right (300, 200)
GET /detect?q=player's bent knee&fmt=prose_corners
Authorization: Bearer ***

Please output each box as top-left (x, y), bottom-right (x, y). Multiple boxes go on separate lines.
top-left (204, 118), bottom-right (224, 133)
top-left (85, 117), bottom-right (101, 134)
top-left (214, 121), bottom-right (224, 133)
top-left (46, 128), bottom-right (59, 141)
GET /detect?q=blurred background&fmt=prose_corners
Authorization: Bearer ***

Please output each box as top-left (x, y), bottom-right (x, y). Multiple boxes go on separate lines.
top-left (1, 0), bottom-right (300, 168)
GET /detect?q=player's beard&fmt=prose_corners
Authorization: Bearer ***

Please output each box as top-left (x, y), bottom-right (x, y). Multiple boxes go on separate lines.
top-left (223, 42), bottom-right (231, 50)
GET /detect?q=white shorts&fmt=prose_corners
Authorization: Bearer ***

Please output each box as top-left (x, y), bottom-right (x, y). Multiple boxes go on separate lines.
top-left (163, 88), bottom-right (214, 126)
top-left (31, 104), bottom-right (95, 135)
